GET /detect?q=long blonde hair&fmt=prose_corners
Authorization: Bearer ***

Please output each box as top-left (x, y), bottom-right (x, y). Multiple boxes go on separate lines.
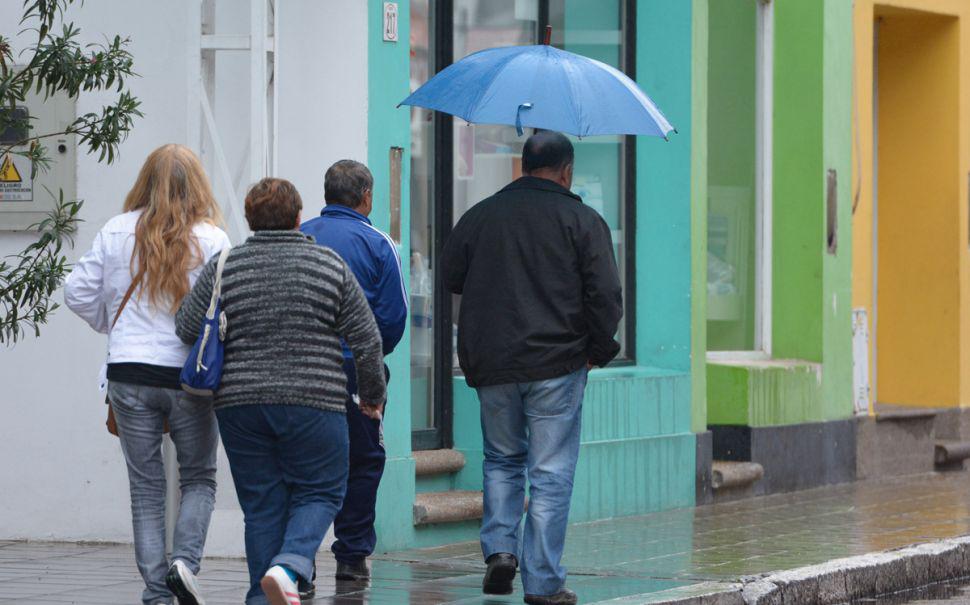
top-left (123, 144), bottom-right (223, 312)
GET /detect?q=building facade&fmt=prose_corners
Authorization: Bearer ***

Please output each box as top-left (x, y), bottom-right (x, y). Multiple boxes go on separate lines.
top-left (850, 0), bottom-right (970, 478)
top-left (0, 0), bottom-right (696, 555)
top-left (4, 0), bottom-right (960, 557)
top-left (694, 0), bottom-right (855, 501)
top-left (371, 0), bottom-right (696, 550)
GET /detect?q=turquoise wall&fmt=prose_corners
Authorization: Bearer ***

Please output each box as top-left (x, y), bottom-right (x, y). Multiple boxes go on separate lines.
top-left (370, 0), bottom-right (698, 551)
top-left (637, 0), bottom-right (693, 373)
top-left (367, 0), bottom-right (416, 552)
top-left (433, 0), bottom-right (698, 547)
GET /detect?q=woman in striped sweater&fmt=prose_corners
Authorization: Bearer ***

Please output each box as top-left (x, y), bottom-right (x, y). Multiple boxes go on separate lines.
top-left (176, 177), bottom-right (386, 605)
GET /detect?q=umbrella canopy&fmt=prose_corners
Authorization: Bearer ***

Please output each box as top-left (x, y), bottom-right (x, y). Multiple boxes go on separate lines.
top-left (399, 43), bottom-right (674, 139)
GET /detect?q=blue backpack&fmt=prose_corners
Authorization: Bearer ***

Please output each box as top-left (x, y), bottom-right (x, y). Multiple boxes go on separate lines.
top-left (181, 247), bottom-right (230, 396)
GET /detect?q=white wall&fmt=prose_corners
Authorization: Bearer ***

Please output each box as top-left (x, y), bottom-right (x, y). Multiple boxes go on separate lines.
top-left (0, 0), bottom-right (367, 557)
top-left (276, 0), bottom-right (368, 217)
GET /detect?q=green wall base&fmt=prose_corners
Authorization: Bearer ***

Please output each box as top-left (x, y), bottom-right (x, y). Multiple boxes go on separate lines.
top-left (411, 519), bottom-right (482, 550)
top-left (413, 368), bottom-right (699, 552)
top-left (706, 360), bottom-right (852, 427)
top-left (374, 455), bottom-right (416, 553)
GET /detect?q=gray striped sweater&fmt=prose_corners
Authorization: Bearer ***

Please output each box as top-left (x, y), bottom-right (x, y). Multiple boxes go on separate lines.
top-left (175, 230), bottom-right (386, 412)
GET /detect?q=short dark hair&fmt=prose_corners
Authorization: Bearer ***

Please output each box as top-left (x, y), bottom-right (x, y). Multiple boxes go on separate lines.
top-left (324, 160), bottom-right (373, 208)
top-left (522, 130), bottom-right (574, 173)
top-left (244, 177), bottom-right (303, 231)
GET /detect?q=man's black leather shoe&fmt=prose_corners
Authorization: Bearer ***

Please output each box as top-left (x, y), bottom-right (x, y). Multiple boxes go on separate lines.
top-left (335, 559), bottom-right (370, 581)
top-left (483, 552), bottom-right (518, 595)
top-left (297, 576), bottom-right (315, 601)
top-left (524, 588), bottom-right (578, 605)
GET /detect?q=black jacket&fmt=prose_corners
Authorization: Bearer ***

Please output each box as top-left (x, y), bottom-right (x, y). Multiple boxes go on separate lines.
top-left (442, 176), bottom-right (623, 387)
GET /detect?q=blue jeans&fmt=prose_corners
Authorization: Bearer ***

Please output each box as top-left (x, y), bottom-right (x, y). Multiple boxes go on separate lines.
top-left (477, 367), bottom-right (588, 596)
top-left (216, 404), bottom-right (349, 605)
top-left (108, 382), bottom-right (218, 605)
top-left (332, 359), bottom-right (386, 564)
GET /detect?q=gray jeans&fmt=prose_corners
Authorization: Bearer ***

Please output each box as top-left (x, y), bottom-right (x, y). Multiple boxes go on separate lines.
top-left (108, 382), bottom-right (218, 605)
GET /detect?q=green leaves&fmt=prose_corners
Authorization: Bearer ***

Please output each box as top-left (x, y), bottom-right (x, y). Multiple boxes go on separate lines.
top-left (0, 191), bottom-right (83, 343)
top-left (72, 90), bottom-right (142, 164)
top-left (1, 0), bottom-right (141, 344)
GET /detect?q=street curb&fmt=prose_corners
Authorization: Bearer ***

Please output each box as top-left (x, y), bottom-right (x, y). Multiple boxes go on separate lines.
top-left (592, 535), bottom-right (970, 605)
top-left (742, 535), bottom-right (970, 604)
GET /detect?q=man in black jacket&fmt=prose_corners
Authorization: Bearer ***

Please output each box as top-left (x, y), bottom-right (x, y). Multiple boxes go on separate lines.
top-left (443, 131), bottom-right (623, 605)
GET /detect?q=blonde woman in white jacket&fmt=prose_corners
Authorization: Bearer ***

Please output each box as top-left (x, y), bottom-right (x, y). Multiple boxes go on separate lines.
top-left (65, 144), bottom-right (230, 605)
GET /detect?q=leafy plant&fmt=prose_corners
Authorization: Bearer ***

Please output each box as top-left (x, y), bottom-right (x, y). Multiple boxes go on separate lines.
top-left (0, 0), bottom-right (141, 343)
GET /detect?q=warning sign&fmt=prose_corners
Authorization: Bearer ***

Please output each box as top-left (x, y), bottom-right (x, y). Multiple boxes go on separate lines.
top-left (0, 153), bottom-right (32, 202)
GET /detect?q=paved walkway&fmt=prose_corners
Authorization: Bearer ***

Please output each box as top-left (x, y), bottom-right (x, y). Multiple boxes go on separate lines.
top-left (3, 472), bottom-right (970, 604)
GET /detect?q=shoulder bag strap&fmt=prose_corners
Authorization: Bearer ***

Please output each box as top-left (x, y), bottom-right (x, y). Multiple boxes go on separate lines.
top-left (205, 247), bottom-right (231, 320)
top-left (111, 269), bottom-right (144, 331)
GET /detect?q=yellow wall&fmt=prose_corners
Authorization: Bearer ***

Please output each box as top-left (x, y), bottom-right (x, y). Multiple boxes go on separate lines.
top-left (853, 0), bottom-right (970, 410)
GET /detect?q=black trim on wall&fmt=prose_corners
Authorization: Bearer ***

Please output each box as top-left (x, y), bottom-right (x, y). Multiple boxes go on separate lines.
top-left (538, 0), bottom-right (550, 41)
top-left (425, 0), bottom-right (455, 451)
top-left (622, 0), bottom-right (638, 362)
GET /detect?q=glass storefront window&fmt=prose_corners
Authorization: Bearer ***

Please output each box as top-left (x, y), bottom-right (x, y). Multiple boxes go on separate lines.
top-left (550, 0), bottom-right (629, 357)
top-left (706, 0), bottom-right (771, 353)
top-left (450, 0), bottom-right (631, 364)
top-left (410, 0), bottom-right (436, 432)
top-left (409, 0), bottom-right (635, 447)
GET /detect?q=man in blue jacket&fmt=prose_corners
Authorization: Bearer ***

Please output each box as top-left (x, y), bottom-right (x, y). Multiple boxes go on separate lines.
top-left (300, 160), bottom-right (407, 589)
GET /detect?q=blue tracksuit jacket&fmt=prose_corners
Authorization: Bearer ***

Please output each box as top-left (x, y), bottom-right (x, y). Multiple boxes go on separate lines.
top-left (301, 204), bottom-right (407, 359)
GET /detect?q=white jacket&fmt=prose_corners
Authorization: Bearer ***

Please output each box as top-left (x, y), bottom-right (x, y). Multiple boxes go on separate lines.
top-left (64, 210), bottom-right (231, 368)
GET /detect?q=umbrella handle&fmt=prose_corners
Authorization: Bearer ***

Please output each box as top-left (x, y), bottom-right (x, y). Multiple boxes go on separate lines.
top-left (516, 103), bottom-right (533, 136)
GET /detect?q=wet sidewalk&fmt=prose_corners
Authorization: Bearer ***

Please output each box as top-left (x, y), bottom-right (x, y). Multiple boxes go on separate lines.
top-left (4, 472), bottom-right (970, 604)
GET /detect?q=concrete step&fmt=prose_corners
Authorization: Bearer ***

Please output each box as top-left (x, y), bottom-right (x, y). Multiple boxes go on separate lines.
top-left (935, 440), bottom-right (970, 470)
top-left (857, 410), bottom-right (937, 480)
top-left (413, 490), bottom-right (483, 526)
top-left (413, 449), bottom-right (466, 477)
top-left (711, 460), bottom-right (764, 491)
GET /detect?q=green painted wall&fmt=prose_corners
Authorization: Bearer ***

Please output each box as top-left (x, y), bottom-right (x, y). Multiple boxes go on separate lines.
top-left (708, 361), bottom-right (824, 426)
top-left (704, 1), bottom-right (854, 429)
top-left (690, 0), bottom-right (708, 434)
top-left (368, 0), bottom-right (416, 553)
top-left (820, 0), bottom-right (854, 421)
top-left (772, 1), bottom-right (824, 362)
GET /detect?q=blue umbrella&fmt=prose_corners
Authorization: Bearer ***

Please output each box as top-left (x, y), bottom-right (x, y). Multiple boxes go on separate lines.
top-left (399, 43), bottom-right (674, 139)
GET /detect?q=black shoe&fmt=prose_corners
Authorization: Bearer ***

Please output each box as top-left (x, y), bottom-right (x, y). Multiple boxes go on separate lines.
top-left (297, 576), bottom-right (315, 601)
top-left (483, 553), bottom-right (517, 595)
top-left (524, 588), bottom-right (578, 605)
top-left (335, 559), bottom-right (370, 581)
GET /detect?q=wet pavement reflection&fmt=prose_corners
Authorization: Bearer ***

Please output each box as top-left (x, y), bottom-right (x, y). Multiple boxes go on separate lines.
top-left (3, 473), bottom-right (970, 603)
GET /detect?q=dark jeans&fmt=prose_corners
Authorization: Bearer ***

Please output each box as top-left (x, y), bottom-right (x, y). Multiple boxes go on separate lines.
top-left (216, 404), bottom-right (349, 605)
top-left (331, 358), bottom-right (387, 564)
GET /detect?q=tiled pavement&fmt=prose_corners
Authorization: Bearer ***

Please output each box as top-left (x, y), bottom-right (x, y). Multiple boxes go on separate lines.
top-left (4, 472), bottom-right (970, 604)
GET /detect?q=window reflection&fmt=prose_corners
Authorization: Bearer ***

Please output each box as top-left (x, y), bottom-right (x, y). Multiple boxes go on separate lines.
top-left (410, 0), bottom-right (435, 431)
top-left (707, 0), bottom-right (759, 352)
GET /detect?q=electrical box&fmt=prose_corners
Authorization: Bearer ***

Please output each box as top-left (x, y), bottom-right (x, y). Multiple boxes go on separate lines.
top-left (0, 83), bottom-right (76, 231)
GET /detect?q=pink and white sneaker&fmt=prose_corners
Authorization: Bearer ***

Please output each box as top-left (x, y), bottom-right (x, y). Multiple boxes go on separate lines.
top-left (260, 565), bottom-right (302, 605)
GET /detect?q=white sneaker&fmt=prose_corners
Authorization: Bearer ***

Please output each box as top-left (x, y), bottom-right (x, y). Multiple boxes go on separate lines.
top-left (165, 559), bottom-right (206, 605)
top-left (260, 565), bottom-right (302, 605)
